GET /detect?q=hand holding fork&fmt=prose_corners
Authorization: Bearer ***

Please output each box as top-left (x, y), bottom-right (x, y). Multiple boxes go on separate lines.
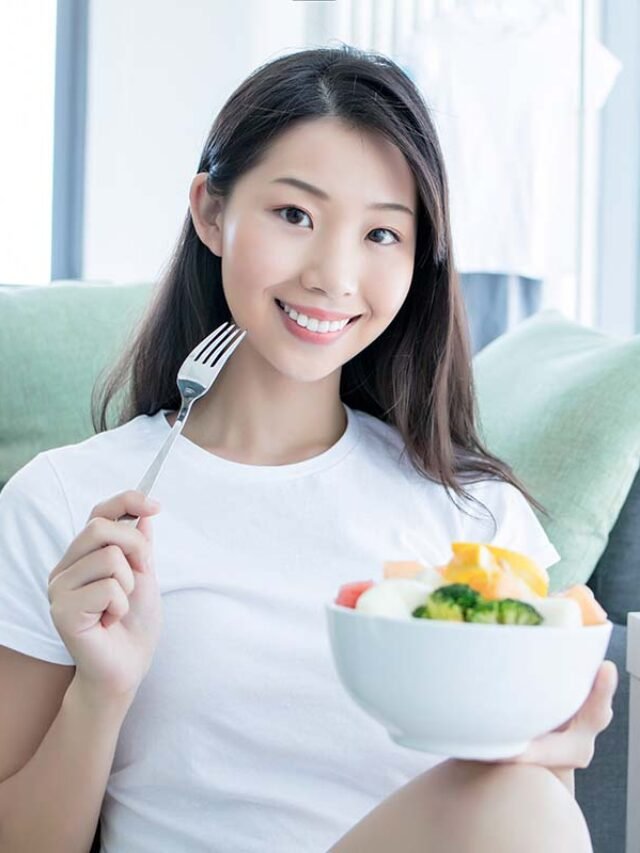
top-left (46, 321), bottom-right (245, 704)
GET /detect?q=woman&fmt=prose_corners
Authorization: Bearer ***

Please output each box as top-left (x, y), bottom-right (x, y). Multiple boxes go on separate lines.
top-left (0, 45), bottom-right (616, 852)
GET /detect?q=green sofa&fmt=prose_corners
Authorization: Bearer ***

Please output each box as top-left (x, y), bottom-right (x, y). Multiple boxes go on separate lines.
top-left (1, 281), bottom-right (638, 853)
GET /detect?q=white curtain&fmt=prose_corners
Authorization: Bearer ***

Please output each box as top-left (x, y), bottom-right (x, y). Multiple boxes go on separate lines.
top-left (315, 0), bottom-right (570, 56)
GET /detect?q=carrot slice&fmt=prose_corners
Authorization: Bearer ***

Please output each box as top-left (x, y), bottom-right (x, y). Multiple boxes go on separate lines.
top-left (554, 585), bottom-right (608, 625)
top-left (383, 561), bottom-right (425, 580)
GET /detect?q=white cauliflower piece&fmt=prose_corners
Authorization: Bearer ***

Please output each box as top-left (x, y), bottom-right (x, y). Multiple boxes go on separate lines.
top-left (533, 596), bottom-right (583, 627)
top-left (356, 579), bottom-right (432, 619)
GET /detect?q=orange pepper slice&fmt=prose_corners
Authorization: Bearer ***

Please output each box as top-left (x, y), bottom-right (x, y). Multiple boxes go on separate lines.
top-left (440, 542), bottom-right (549, 599)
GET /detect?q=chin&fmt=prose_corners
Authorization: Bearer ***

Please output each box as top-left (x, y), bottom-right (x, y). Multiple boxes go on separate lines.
top-left (250, 333), bottom-right (361, 383)
top-left (273, 362), bottom-right (340, 384)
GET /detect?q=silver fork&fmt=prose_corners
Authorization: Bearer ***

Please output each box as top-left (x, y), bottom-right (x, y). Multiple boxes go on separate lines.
top-left (118, 321), bottom-right (246, 525)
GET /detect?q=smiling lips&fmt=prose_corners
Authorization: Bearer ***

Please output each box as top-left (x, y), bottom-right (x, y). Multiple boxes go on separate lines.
top-left (275, 298), bottom-right (361, 342)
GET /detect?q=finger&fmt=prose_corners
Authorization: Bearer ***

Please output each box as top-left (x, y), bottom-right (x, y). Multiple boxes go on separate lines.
top-left (492, 662), bottom-right (619, 769)
top-left (598, 660), bottom-right (619, 695)
top-left (52, 577), bottom-right (130, 634)
top-left (494, 725), bottom-right (587, 769)
top-left (88, 490), bottom-right (161, 525)
top-left (89, 578), bottom-right (130, 622)
top-left (50, 495), bottom-right (160, 582)
top-left (49, 546), bottom-right (136, 600)
top-left (575, 661), bottom-right (618, 734)
top-left (50, 518), bottom-right (149, 583)
top-left (137, 513), bottom-right (155, 550)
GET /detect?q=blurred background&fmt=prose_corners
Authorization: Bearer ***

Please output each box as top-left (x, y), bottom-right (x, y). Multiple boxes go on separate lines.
top-left (1, 0), bottom-right (638, 351)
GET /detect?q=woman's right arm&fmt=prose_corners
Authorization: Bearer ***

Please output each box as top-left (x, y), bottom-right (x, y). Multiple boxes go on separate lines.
top-left (0, 654), bottom-right (132, 853)
top-left (0, 490), bottom-right (163, 853)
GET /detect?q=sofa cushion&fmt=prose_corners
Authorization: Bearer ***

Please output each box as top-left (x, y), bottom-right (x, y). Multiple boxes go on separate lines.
top-left (0, 281), bottom-right (153, 490)
top-left (473, 310), bottom-right (640, 592)
top-left (589, 468), bottom-right (640, 625)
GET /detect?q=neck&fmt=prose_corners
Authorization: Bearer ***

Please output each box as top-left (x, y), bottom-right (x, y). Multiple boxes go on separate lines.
top-left (168, 341), bottom-right (347, 466)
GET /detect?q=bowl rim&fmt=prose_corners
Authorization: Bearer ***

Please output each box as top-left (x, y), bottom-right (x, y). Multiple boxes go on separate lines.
top-left (325, 601), bottom-right (613, 634)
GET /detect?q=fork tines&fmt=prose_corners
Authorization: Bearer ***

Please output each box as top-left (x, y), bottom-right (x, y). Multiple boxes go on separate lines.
top-left (195, 323), bottom-right (245, 364)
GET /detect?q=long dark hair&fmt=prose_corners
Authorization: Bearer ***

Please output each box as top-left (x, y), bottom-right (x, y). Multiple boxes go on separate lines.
top-left (92, 44), bottom-right (548, 524)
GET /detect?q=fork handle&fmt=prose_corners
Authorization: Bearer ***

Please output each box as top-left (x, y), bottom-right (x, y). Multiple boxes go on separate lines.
top-left (117, 400), bottom-right (194, 526)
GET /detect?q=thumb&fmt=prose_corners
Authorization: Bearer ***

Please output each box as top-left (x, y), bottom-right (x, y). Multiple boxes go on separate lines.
top-left (136, 514), bottom-right (157, 573)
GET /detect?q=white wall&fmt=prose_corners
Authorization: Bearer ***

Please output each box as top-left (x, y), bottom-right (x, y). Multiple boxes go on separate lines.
top-left (83, 0), bottom-right (309, 283)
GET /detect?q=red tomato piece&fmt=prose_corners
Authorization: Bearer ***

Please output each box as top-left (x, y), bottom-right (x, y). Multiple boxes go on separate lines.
top-left (335, 580), bottom-right (375, 608)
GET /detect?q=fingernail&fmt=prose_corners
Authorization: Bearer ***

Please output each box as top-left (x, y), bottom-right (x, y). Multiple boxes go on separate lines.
top-left (147, 498), bottom-right (161, 509)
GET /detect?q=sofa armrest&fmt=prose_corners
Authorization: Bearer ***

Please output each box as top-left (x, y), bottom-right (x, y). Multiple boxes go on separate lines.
top-left (575, 622), bottom-right (629, 852)
top-left (627, 613), bottom-right (640, 853)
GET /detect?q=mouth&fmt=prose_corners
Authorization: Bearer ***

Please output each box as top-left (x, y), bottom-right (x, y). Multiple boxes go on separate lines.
top-left (274, 299), bottom-right (362, 332)
top-left (274, 299), bottom-right (362, 346)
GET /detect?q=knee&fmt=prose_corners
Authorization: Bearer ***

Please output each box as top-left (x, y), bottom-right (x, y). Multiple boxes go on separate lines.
top-left (429, 759), bottom-right (593, 853)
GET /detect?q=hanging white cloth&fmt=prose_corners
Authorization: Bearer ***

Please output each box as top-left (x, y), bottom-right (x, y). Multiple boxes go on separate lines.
top-left (398, 7), bottom-right (621, 279)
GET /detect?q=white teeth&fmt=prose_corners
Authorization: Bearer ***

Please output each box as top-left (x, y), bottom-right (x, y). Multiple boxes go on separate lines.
top-left (279, 301), bottom-right (351, 333)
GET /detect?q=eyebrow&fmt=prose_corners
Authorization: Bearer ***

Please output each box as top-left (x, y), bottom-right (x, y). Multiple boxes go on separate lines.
top-left (270, 177), bottom-right (415, 217)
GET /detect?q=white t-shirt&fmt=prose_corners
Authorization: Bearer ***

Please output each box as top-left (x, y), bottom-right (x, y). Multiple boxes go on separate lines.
top-left (399, 10), bottom-right (621, 279)
top-left (0, 405), bottom-right (560, 852)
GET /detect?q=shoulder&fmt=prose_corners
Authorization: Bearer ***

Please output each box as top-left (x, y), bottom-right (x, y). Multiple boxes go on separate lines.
top-left (3, 411), bottom-right (164, 534)
top-left (44, 410), bottom-right (163, 477)
top-left (346, 412), bottom-right (560, 571)
top-left (45, 411), bottom-right (162, 469)
top-left (349, 408), bottom-right (410, 463)
top-left (460, 478), bottom-right (560, 571)
top-left (1, 451), bottom-right (69, 531)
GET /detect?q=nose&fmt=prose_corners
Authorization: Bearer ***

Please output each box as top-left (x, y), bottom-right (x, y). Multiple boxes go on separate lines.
top-left (301, 254), bottom-right (358, 300)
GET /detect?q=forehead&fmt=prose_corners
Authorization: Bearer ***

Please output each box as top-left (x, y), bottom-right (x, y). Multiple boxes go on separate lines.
top-left (242, 117), bottom-right (417, 209)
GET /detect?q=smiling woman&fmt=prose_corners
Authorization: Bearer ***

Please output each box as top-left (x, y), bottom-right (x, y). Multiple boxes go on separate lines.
top-left (93, 46), bottom-right (541, 515)
top-left (0, 44), bottom-right (600, 853)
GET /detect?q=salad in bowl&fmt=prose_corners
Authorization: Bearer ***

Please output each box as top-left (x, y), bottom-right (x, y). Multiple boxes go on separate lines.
top-left (326, 543), bottom-right (611, 760)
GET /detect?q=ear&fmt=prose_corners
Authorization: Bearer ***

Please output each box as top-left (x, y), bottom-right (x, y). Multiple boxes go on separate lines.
top-left (189, 172), bottom-right (225, 257)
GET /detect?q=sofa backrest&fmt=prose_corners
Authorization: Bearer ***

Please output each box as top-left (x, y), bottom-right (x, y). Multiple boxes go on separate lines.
top-left (0, 281), bottom-right (153, 489)
top-left (473, 309), bottom-right (640, 609)
top-left (1, 281), bottom-right (638, 625)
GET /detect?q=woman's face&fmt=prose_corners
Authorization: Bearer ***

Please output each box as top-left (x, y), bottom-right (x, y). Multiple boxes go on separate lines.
top-left (190, 116), bottom-right (418, 384)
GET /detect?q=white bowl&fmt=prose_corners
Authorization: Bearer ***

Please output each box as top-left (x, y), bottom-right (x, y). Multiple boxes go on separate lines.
top-left (326, 603), bottom-right (613, 760)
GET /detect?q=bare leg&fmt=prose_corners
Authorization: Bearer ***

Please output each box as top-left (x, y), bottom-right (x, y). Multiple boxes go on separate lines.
top-left (329, 759), bottom-right (592, 853)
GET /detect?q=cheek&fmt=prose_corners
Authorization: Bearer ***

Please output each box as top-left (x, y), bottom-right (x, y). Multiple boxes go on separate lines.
top-left (367, 268), bottom-right (413, 323)
top-left (221, 216), bottom-right (297, 307)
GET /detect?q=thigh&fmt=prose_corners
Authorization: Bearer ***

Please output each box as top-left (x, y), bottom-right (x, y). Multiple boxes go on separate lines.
top-left (328, 759), bottom-right (593, 853)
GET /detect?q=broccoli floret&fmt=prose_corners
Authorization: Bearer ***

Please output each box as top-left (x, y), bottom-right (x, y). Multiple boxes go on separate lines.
top-left (466, 599), bottom-right (501, 623)
top-left (417, 584), bottom-right (479, 621)
top-left (412, 585), bottom-right (543, 626)
top-left (431, 584), bottom-right (480, 613)
top-left (498, 599), bottom-right (543, 625)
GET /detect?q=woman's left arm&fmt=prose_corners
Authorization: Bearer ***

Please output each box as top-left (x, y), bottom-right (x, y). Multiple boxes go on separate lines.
top-left (490, 660), bottom-right (619, 796)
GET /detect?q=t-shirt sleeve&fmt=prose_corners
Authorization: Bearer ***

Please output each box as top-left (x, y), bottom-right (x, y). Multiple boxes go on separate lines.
top-left (461, 479), bottom-right (561, 571)
top-left (0, 453), bottom-right (76, 665)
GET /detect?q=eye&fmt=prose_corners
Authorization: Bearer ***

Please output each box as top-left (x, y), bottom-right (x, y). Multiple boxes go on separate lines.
top-left (274, 205), bottom-right (400, 246)
top-left (275, 206), bottom-right (312, 228)
top-left (368, 228), bottom-right (401, 245)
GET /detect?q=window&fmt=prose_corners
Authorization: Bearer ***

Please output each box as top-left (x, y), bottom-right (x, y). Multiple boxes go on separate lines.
top-left (0, 0), bottom-right (57, 284)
